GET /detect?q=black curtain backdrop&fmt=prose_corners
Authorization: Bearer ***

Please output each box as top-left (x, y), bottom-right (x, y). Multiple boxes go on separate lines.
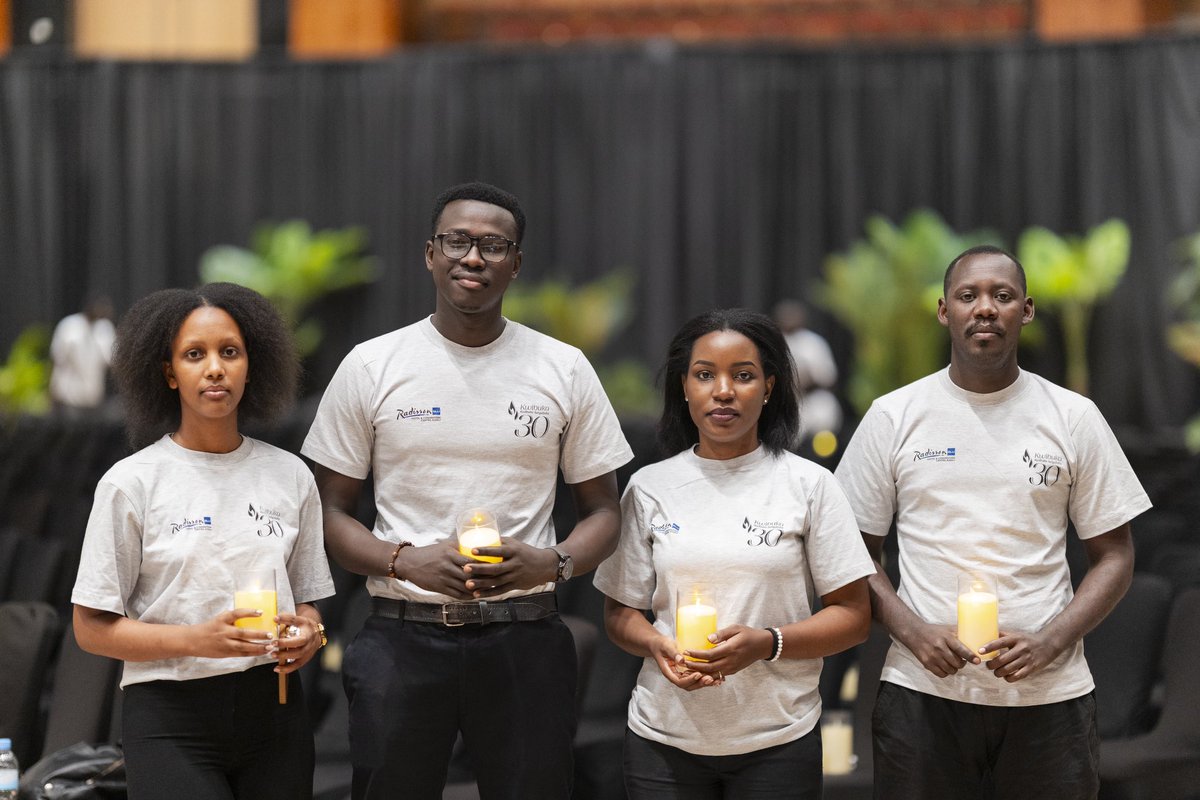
top-left (2, 37), bottom-right (1199, 432)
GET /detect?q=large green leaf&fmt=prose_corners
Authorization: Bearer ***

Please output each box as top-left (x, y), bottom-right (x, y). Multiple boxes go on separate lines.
top-left (199, 220), bottom-right (378, 356)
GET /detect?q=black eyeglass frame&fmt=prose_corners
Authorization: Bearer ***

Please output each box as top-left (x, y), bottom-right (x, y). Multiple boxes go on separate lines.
top-left (432, 233), bottom-right (520, 263)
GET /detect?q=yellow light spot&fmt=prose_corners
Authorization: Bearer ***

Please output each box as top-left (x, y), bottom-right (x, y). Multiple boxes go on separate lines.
top-left (813, 430), bottom-right (838, 458)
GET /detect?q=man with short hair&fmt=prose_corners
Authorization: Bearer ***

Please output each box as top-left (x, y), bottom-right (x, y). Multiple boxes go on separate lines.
top-left (835, 245), bottom-right (1150, 799)
top-left (303, 181), bottom-right (633, 799)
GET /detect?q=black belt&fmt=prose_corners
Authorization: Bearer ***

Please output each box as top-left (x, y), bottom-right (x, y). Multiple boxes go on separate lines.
top-left (370, 592), bottom-right (558, 627)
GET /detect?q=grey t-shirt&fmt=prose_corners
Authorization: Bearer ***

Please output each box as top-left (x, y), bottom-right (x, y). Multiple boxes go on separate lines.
top-left (302, 316), bottom-right (634, 603)
top-left (72, 435), bottom-right (335, 688)
top-left (594, 445), bottom-right (875, 756)
top-left (835, 368), bottom-right (1152, 706)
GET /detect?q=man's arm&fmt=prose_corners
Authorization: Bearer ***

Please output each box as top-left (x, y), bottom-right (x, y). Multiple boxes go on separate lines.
top-left (465, 471), bottom-right (621, 597)
top-left (314, 464), bottom-right (473, 599)
top-left (985, 523), bottom-right (1134, 683)
top-left (862, 533), bottom-right (978, 677)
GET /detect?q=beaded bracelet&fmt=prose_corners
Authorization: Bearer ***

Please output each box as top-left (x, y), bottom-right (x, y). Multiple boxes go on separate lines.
top-left (386, 540), bottom-right (412, 580)
top-left (764, 627), bottom-right (784, 662)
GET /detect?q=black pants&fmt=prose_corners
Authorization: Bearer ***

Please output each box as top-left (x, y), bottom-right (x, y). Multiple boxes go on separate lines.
top-left (122, 664), bottom-right (313, 800)
top-left (623, 727), bottom-right (823, 800)
top-left (872, 681), bottom-right (1099, 800)
top-left (343, 614), bottom-right (578, 800)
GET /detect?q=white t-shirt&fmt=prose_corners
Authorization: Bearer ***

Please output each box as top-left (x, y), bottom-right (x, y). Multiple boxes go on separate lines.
top-left (835, 368), bottom-right (1152, 706)
top-left (72, 435), bottom-right (335, 688)
top-left (301, 317), bottom-right (634, 604)
top-left (594, 445), bottom-right (875, 756)
top-left (49, 312), bottom-right (115, 408)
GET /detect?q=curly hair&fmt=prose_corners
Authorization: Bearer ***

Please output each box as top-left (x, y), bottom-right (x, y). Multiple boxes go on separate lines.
top-left (430, 181), bottom-right (526, 244)
top-left (657, 308), bottom-right (801, 457)
top-left (111, 282), bottom-right (300, 449)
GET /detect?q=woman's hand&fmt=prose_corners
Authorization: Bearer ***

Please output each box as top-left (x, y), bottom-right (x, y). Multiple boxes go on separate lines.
top-left (681, 624), bottom-right (773, 681)
top-left (191, 609), bottom-right (277, 659)
top-left (649, 633), bottom-right (723, 692)
top-left (272, 611), bottom-right (324, 674)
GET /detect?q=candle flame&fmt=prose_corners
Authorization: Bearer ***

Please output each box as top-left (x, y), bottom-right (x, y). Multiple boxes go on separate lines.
top-left (972, 580), bottom-right (985, 593)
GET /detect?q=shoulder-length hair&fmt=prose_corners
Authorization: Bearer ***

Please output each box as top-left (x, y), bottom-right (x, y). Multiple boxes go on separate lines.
top-left (657, 308), bottom-right (800, 457)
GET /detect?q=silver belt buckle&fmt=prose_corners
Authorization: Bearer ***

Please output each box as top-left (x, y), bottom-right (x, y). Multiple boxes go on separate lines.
top-left (441, 603), bottom-right (466, 627)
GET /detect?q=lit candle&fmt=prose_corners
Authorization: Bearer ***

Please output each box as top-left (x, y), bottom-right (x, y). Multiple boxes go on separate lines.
top-left (458, 525), bottom-right (502, 563)
top-left (233, 588), bottom-right (279, 633)
top-left (676, 593), bottom-right (717, 662)
top-left (957, 581), bottom-right (999, 661)
top-left (821, 712), bottom-right (854, 775)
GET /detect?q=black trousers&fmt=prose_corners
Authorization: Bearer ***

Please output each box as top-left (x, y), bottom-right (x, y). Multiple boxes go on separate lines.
top-left (872, 681), bottom-right (1099, 800)
top-left (623, 727), bottom-right (823, 800)
top-left (122, 664), bottom-right (313, 800)
top-left (343, 613), bottom-right (578, 800)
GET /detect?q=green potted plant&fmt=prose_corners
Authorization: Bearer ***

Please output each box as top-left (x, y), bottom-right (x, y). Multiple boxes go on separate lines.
top-left (200, 220), bottom-right (378, 357)
top-left (0, 325), bottom-right (51, 420)
top-left (816, 210), bottom-right (1001, 416)
top-left (1016, 219), bottom-right (1131, 398)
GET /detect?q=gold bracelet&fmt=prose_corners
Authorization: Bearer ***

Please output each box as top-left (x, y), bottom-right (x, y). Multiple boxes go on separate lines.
top-left (386, 540), bottom-right (412, 579)
top-left (315, 622), bottom-right (328, 649)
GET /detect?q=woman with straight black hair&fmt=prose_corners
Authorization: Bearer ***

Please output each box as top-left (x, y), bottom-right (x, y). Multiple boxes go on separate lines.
top-left (595, 308), bottom-right (875, 799)
top-left (71, 282), bottom-right (335, 800)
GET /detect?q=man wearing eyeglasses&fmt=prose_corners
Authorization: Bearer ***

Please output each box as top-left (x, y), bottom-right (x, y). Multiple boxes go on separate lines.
top-left (303, 182), bottom-right (633, 799)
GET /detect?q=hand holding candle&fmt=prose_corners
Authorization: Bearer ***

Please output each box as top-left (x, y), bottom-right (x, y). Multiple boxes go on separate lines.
top-left (957, 572), bottom-right (999, 661)
top-left (457, 508), bottom-right (503, 563)
top-left (234, 568), bottom-right (287, 703)
top-left (676, 586), bottom-right (718, 663)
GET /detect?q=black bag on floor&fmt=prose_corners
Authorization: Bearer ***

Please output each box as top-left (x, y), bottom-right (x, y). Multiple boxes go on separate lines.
top-left (18, 742), bottom-right (125, 800)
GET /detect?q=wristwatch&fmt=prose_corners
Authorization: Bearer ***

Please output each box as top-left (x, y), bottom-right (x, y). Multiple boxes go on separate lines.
top-left (550, 548), bottom-right (574, 583)
top-left (315, 622), bottom-right (328, 649)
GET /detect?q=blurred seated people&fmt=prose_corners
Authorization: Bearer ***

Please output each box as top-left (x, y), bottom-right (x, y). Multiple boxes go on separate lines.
top-left (49, 294), bottom-right (116, 417)
top-left (772, 299), bottom-right (842, 441)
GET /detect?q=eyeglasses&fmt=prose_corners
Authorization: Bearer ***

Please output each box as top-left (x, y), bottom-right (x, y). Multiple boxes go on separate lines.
top-left (433, 233), bottom-right (519, 263)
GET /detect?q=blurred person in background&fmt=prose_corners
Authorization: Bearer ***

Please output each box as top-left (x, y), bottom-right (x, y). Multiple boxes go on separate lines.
top-left (49, 294), bottom-right (116, 417)
top-left (772, 299), bottom-right (842, 441)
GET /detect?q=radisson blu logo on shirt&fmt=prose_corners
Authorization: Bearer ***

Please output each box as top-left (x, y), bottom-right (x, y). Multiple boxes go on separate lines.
top-left (396, 406), bottom-right (442, 422)
top-left (650, 521), bottom-right (681, 534)
top-left (913, 447), bottom-right (956, 462)
top-left (170, 516), bottom-right (213, 534)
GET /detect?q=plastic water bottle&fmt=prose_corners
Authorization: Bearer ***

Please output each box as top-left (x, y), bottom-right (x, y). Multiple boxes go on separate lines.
top-left (0, 737), bottom-right (17, 800)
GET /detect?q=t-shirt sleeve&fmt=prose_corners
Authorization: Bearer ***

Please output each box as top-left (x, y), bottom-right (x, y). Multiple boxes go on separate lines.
top-left (803, 470), bottom-right (877, 596)
top-left (834, 402), bottom-right (898, 537)
top-left (559, 352), bottom-right (634, 485)
top-left (1067, 403), bottom-right (1153, 539)
top-left (593, 483), bottom-right (656, 608)
top-left (301, 349), bottom-right (376, 480)
top-left (71, 480), bottom-right (142, 615)
top-left (285, 472), bottom-right (336, 604)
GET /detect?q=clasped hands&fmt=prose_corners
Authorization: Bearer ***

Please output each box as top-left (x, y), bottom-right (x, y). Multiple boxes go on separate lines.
top-left (393, 539), bottom-right (559, 599)
top-left (903, 621), bottom-right (1067, 683)
top-left (651, 624), bottom-right (774, 692)
top-left (193, 609), bottom-right (323, 673)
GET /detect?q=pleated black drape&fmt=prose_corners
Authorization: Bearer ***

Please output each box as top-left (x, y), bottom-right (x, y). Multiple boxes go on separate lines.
top-left (2, 37), bottom-right (1199, 431)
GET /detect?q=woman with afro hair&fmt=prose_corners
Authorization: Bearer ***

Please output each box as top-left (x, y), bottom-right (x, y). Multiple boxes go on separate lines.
top-left (71, 282), bottom-right (335, 800)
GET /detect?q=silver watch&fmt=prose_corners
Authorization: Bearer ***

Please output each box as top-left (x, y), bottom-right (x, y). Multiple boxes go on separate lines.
top-left (551, 548), bottom-right (573, 583)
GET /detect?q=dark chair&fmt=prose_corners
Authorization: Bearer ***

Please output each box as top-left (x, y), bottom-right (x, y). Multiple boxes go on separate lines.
top-left (1099, 587), bottom-right (1200, 799)
top-left (7, 534), bottom-right (67, 606)
top-left (1085, 572), bottom-right (1173, 738)
top-left (0, 601), bottom-right (61, 766)
top-left (40, 622), bottom-right (123, 757)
